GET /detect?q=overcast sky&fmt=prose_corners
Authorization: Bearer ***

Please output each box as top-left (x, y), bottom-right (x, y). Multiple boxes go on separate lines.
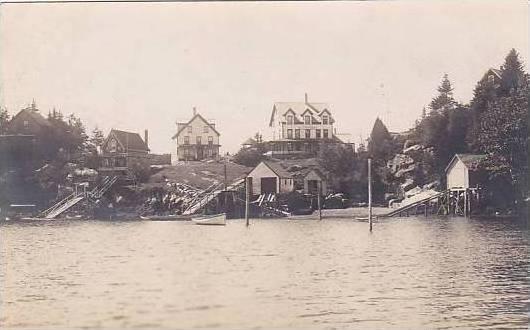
top-left (1, 0), bottom-right (528, 153)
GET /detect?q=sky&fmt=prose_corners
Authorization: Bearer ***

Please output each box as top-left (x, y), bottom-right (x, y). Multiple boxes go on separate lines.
top-left (0, 0), bottom-right (528, 154)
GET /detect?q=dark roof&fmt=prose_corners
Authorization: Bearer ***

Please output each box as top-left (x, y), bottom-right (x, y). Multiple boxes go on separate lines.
top-left (172, 113), bottom-right (220, 139)
top-left (262, 161), bottom-right (293, 178)
top-left (109, 129), bottom-right (149, 151)
top-left (445, 154), bottom-right (487, 172)
top-left (12, 108), bottom-right (52, 128)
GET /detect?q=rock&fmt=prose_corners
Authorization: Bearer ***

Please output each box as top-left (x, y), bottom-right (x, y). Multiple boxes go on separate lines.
top-left (403, 144), bottom-right (422, 154)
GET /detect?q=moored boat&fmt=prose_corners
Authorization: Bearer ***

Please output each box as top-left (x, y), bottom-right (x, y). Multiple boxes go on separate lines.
top-left (140, 214), bottom-right (190, 221)
top-left (192, 213), bottom-right (226, 226)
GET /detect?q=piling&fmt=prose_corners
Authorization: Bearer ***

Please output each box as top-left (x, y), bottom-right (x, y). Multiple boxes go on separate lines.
top-left (368, 158), bottom-right (372, 232)
top-left (245, 177), bottom-right (250, 226)
top-left (317, 181), bottom-right (322, 221)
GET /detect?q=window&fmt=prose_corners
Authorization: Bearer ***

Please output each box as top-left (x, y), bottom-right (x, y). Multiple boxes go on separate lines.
top-left (287, 115), bottom-right (293, 125)
top-left (287, 143), bottom-right (293, 151)
top-left (184, 136), bottom-right (190, 144)
top-left (305, 129), bottom-right (311, 139)
top-left (187, 126), bottom-right (192, 133)
top-left (196, 136), bottom-right (202, 145)
top-left (322, 115), bottom-right (329, 125)
top-left (323, 129), bottom-right (329, 139)
top-left (203, 126), bottom-right (209, 133)
top-left (304, 115), bottom-right (311, 124)
top-left (287, 129), bottom-right (293, 139)
top-left (316, 129), bottom-right (321, 139)
top-left (295, 129), bottom-right (300, 139)
top-left (488, 74), bottom-right (495, 84)
top-left (23, 120), bottom-right (29, 129)
top-left (208, 136), bottom-right (213, 145)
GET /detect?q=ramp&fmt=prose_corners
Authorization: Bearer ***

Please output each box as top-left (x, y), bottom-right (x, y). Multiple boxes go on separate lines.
top-left (383, 190), bottom-right (447, 218)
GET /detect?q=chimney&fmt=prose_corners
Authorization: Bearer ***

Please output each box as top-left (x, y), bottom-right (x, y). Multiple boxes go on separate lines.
top-left (144, 129), bottom-right (149, 148)
top-left (304, 93), bottom-right (308, 104)
top-left (193, 107), bottom-right (197, 116)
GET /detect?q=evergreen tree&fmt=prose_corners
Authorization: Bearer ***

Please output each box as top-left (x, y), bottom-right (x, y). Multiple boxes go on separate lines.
top-left (90, 126), bottom-right (105, 147)
top-left (477, 75), bottom-right (529, 202)
top-left (429, 74), bottom-right (456, 113)
top-left (367, 117), bottom-right (395, 163)
top-left (499, 48), bottom-right (525, 96)
top-left (0, 107), bottom-right (10, 133)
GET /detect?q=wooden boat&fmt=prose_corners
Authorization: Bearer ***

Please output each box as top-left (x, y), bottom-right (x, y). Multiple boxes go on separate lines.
top-left (140, 214), bottom-right (190, 221)
top-left (192, 213), bottom-right (226, 226)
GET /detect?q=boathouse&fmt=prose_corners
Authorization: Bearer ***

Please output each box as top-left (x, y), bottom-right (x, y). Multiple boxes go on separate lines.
top-left (246, 161), bottom-right (294, 196)
top-left (445, 154), bottom-right (487, 190)
top-left (303, 169), bottom-right (328, 195)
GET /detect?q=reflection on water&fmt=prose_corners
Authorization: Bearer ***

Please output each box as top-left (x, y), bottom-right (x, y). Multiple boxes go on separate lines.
top-left (1, 216), bottom-right (528, 329)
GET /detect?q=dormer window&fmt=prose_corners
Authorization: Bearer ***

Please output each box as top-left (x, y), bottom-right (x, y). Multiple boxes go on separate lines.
top-left (287, 115), bottom-right (293, 125)
top-left (304, 115), bottom-right (311, 124)
top-left (322, 115), bottom-right (329, 125)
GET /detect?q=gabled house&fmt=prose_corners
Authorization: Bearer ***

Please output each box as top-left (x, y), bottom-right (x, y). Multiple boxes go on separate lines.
top-left (246, 161), bottom-right (294, 196)
top-left (99, 129), bottom-right (150, 178)
top-left (445, 154), bottom-right (487, 190)
top-left (303, 168), bottom-right (328, 195)
top-left (5, 101), bottom-right (52, 137)
top-left (171, 109), bottom-right (220, 163)
top-left (267, 94), bottom-right (348, 157)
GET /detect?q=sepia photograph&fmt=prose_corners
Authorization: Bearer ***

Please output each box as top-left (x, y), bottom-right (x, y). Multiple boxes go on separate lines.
top-left (0, 0), bottom-right (528, 329)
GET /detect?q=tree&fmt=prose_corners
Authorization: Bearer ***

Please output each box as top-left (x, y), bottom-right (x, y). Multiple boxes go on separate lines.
top-left (367, 117), bottom-right (396, 163)
top-left (429, 74), bottom-right (456, 113)
top-left (499, 48), bottom-right (525, 96)
top-left (90, 126), bottom-right (105, 148)
top-left (0, 107), bottom-right (10, 134)
top-left (476, 76), bottom-right (529, 202)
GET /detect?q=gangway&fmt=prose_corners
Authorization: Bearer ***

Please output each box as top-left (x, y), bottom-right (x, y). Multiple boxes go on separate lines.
top-left (39, 176), bottom-right (118, 219)
top-left (382, 189), bottom-right (449, 218)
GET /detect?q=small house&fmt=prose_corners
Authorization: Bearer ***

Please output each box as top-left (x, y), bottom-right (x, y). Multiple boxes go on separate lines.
top-left (303, 169), bottom-right (328, 195)
top-left (445, 154), bottom-right (487, 190)
top-left (246, 161), bottom-right (294, 196)
top-left (99, 129), bottom-right (150, 178)
top-left (5, 101), bottom-right (52, 137)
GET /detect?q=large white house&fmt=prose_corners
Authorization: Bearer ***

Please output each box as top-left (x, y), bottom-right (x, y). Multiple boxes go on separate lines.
top-left (268, 94), bottom-right (351, 156)
top-left (171, 109), bottom-right (220, 163)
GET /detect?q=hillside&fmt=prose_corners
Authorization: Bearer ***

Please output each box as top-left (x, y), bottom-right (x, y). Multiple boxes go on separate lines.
top-left (144, 161), bottom-right (252, 190)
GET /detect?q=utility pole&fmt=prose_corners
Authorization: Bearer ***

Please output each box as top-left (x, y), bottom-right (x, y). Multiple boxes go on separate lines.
top-left (317, 181), bottom-right (322, 221)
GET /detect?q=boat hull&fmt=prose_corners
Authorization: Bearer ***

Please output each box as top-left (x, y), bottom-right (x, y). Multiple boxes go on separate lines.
top-left (192, 213), bottom-right (226, 226)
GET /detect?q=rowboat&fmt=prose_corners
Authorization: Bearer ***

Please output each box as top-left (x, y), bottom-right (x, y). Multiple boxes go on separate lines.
top-left (140, 214), bottom-right (190, 221)
top-left (192, 213), bottom-right (226, 226)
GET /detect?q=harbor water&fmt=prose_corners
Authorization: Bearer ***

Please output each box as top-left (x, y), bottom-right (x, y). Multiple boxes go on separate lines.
top-left (1, 216), bottom-right (528, 329)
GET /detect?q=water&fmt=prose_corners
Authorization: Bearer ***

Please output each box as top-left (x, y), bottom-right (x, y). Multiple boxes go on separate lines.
top-left (1, 216), bottom-right (528, 329)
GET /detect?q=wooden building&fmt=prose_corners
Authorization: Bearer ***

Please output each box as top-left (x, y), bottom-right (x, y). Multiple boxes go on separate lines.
top-left (246, 161), bottom-right (294, 196)
top-left (5, 101), bottom-right (52, 137)
top-left (267, 94), bottom-right (351, 157)
top-left (99, 129), bottom-right (150, 178)
top-left (171, 109), bottom-right (220, 163)
top-left (445, 154), bottom-right (487, 190)
top-left (303, 169), bottom-right (328, 195)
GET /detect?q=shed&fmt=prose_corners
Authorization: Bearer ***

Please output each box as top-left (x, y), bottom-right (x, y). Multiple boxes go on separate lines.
top-left (246, 161), bottom-right (294, 195)
top-left (445, 154), bottom-right (487, 190)
top-left (303, 169), bottom-right (328, 195)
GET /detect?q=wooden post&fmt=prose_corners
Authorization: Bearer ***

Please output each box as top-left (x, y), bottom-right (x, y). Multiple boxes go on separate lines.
top-left (463, 189), bottom-right (468, 217)
top-left (317, 181), bottom-right (322, 221)
top-left (245, 177), bottom-right (250, 226)
top-left (368, 158), bottom-right (372, 232)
